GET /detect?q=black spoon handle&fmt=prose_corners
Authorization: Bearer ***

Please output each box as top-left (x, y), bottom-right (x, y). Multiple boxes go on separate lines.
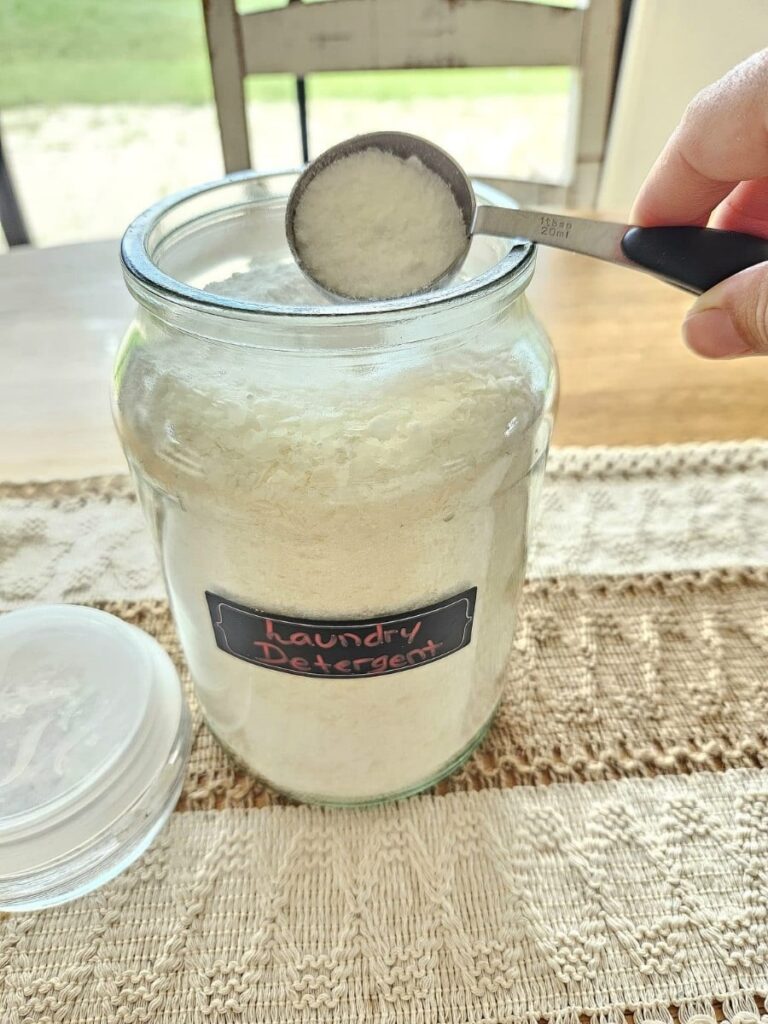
top-left (621, 226), bottom-right (768, 295)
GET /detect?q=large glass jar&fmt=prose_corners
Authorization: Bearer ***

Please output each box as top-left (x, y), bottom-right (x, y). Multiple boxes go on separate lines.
top-left (115, 170), bottom-right (557, 805)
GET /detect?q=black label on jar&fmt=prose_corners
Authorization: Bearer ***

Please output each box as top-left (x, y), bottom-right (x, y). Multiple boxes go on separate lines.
top-left (205, 587), bottom-right (477, 679)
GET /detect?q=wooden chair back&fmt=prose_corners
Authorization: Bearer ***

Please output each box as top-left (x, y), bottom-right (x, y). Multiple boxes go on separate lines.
top-left (203, 0), bottom-right (622, 207)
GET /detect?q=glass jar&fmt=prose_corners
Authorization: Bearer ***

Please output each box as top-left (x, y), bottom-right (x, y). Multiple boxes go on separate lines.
top-left (115, 170), bottom-right (557, 806)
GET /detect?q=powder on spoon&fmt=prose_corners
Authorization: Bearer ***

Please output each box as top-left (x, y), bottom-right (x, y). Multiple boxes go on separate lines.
top-left (292, 148), bottom-right (468, 300)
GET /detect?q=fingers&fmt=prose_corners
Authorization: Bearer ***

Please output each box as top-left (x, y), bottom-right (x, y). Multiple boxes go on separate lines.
top-left (631, 50), bottom-right (768, 359)
top-left (683, 262), bottom-right (768, 358)
top-left (631, 49), bottom-right (768, 227)
top-left (710, 178), bottom-right (768, 235)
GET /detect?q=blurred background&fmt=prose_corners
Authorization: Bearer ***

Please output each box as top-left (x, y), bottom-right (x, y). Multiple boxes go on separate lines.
top-left (1, 0), bottom-right (765, 251)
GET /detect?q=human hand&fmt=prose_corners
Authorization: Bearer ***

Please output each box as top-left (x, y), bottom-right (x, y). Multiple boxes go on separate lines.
top-left (632, 49), bottom-right (768, 358)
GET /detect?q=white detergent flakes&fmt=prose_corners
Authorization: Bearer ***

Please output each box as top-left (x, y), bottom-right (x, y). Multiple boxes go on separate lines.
top-left (117, 288), bottom-right (549, 802)
top-left (207, 259), bottom-right (331, 306)
top-left (117, 227), bottom-right (552, 802)
top-left (293, 148), bottom-right (468, 300)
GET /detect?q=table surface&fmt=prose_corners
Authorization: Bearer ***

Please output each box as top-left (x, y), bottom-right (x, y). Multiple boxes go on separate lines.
top-left (2, 239), bottom-right (768, 482)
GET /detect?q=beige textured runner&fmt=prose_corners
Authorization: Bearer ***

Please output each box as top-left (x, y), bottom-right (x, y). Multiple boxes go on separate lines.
top-left (2, 441), bottom-right (767, 607)
top-left (4, 769), bottom-right (768, 1023)
top-left (2, 443), bottom-right (768, 1023)
top-left (98, 567), bottom-right (768, 813)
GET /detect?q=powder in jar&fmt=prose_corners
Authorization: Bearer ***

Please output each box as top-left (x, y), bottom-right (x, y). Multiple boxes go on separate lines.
top-left (292, 148), bottom-right (468, 300)
top-left (115, 179), bottom-right (553, 804)
top-left (117, 260), bottom-right (548, 803)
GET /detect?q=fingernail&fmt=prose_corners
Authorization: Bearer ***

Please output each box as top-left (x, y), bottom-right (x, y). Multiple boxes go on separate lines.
top-left (682, 308), bottom-right (752, 359)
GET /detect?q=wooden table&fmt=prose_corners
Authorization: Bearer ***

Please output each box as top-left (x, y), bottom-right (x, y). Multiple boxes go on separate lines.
top-left (2, 239), bottom-right (767, 482)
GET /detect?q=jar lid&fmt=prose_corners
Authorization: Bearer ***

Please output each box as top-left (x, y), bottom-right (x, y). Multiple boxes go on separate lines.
top-left (0, 605), bottom-right (191, 911)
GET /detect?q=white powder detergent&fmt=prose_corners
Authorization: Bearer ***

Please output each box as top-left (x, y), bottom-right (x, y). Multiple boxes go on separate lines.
top-left (293, 148), bottom-right (468, 299)
top-left (115, 178), bottom-right (554, 805)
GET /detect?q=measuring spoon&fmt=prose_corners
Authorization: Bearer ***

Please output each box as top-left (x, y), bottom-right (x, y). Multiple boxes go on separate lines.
top-left (286, 131), bottom-right (768, 299)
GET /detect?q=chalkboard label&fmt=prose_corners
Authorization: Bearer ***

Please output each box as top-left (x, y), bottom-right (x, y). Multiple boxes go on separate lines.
top-left (205, 587), bottom-right (477, 679)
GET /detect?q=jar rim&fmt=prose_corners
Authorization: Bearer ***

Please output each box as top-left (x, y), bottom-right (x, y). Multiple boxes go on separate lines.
top-left (120, 169), bottom-right (535, 321)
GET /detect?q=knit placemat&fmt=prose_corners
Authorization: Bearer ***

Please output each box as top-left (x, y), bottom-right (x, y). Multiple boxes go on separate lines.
top-left (1, 441), bottom-right (767, 608)
top-left (93, 567), bottom-right (768, 813)
top-left (4, 769), bottom-right (768, 1023)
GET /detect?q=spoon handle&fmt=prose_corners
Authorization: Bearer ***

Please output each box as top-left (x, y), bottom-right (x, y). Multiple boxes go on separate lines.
top-left (473, 206), bottom-right (768, 294)
top-left (620, 226), bottom-right (768, 294)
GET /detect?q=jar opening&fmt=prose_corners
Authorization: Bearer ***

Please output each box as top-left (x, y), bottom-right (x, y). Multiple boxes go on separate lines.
top-left (121, 170), bottom-right (535, 322)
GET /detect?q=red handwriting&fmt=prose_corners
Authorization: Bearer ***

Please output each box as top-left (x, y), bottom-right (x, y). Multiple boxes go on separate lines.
top-left (252, 639), bottom-right (443, 675)
top-left (209, 586), bottom-right (476, 679)
top-left (265, 620), bottom-right (422, 649)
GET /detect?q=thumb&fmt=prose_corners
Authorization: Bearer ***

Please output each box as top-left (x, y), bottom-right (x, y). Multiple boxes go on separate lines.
top-left (683, 262), bottom-right (768, 358)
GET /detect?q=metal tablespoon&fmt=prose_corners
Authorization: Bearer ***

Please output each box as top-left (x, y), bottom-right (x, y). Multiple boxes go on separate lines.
top-left (286, 131), bottom-right (768, 298)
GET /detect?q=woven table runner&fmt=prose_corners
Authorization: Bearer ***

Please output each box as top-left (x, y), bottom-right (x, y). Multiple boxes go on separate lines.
top-left (2, 442), bottom-right (768, 1023)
